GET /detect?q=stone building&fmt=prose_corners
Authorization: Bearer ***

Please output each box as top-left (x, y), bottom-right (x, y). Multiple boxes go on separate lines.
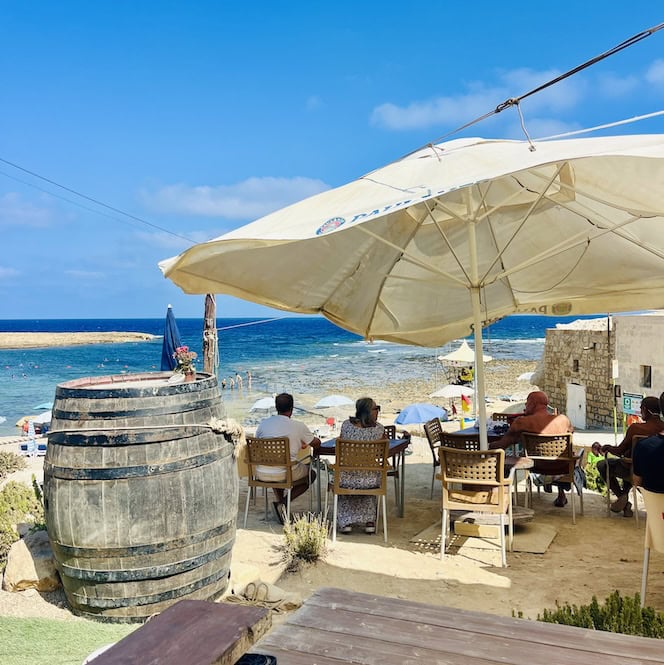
top-left (540, 312), bottom-right (664, 430)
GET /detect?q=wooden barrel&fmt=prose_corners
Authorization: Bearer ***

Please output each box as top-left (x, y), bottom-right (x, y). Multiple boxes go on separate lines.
top-left (43, 372), bottom-right (237, 622)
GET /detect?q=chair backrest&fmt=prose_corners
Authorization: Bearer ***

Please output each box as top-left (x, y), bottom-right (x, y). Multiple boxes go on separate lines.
top-left (245, 436), bottom-right (292, 484)
top-left (640, 488), bottom-right (664, 552)
top-left (521, 432), bottom-right (573, 458)
top-left (424, 418), bottom-right (443, 459)
top-left (439, 446), bottom-right (505, 486)
top-left (492, 412), bottom-right (518, 423)
top-left (383, 424), bottom-right (397, 440)
top-left (333, 438), bottom-right (390, 494)
top-left (440, 432), bottom-right (481, 451)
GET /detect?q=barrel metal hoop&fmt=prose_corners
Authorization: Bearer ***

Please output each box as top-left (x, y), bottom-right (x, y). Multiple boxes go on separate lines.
top-left (44, 448), bottom-right (232, 480)
top-left (58, 539), bottom-right (234, 583)
top-left (66, 564), bottom-right (230, 609)
top-left (46, 427), bottom-right (204, 447)
top-left (51, 520), bottom-right (234, 558)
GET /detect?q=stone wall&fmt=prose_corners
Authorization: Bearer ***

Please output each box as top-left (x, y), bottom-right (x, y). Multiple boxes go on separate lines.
top-left (542, 327), bottom-right (614, 429)
top-left (614, 314), bottom-right (664, 407)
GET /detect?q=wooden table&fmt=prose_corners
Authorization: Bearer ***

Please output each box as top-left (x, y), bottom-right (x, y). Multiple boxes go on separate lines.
top-left (315, 438), bottom-right (410, 517)
top-left (249, 587), bottom-right (664, 664)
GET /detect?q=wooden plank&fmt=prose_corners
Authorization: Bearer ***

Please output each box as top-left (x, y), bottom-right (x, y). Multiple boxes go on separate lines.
top-left (303, 587), bottom-right (664, 662)
top-left (257, 623), bottom-right (504, 665)
top-left (281, 602), bottom-right (627, 665)
top-left (92, 600), bottom-right (271, 665)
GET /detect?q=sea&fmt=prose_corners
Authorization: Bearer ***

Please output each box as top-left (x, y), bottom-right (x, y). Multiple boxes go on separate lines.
top-left (0, 314), bottom-right (601, 436)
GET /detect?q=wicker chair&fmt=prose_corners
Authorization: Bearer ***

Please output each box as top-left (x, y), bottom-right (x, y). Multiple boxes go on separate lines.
top-left (327, 438), bottom-right (390, 543)
top-left (438, 447), bottom-right (513, 566)
top-left (243, 436), bottom-right (300, 527)
top-left (521, 432), bottom-right (582, 523)
top-left (440, 432), bottom-right (481, 451)
top-left (382, 425), bottom-right (401, 503)
top-left (423, 418), bottom-right (443, 498)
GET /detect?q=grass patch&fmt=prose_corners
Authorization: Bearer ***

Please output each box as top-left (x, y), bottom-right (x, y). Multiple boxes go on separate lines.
top-left (0, 616), bottom-right (136, 665)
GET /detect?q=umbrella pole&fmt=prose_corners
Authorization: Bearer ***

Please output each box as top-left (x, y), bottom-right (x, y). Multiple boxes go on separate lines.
top-left (468, 220), bottom-right (489, 450)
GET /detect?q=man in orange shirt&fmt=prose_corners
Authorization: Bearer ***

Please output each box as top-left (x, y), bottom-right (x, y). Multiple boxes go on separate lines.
top-left (596, 396), bottom-right (663, 517)
top-left (490, 391), bottom-right (574, 507)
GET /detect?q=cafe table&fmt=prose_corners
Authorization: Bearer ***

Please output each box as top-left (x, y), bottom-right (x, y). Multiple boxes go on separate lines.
top-left (314, 437), bottom-right (410, 517)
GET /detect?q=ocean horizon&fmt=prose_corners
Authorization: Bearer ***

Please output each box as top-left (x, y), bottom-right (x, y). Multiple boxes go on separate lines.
top-left (0, 314), bottom-right (603, 436)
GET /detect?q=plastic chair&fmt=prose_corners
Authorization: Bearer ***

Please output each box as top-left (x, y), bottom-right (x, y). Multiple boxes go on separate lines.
top-left (605, 435), bottom-right (644, 524)
top-left (438, 446), bottom-right (513, 567)
top-left (423, 418), bottom-right (443, 498)
top-left (327, 438), bottom-right (390, 543)
top-left (521, 432), bottom-right (582, 524)
top-left (440, 432), bottom-right (481, 451)
top-left (639, 488), bottom-right (664, 607)
top-left (243, 436), bottom-right (298, 527)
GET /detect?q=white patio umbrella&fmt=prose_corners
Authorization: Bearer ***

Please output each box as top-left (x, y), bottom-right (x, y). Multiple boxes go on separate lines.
top-left (314, 394), bottom-right (354, 408)
top-left (437, 340), bottom-right (492, 364)
top-left (160, 134), bottom-right (664, 449)
top-left (517, 371), bottom-right (535, 382)
top-left (250, 397), bottom-right (275, 412)
top-left (429, 384), bottom-right (475, 399)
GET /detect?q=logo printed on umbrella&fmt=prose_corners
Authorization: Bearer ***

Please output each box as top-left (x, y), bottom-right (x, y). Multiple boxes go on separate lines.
top-left (316, 217), bottom-right (346, 235)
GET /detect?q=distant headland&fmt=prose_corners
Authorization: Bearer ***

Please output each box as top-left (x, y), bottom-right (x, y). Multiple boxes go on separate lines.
top-left (0, 332), bottom-right (158, 349)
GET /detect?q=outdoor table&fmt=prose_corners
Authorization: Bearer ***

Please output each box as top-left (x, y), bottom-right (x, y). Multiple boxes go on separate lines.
top-left (248, 586), bottom-right (664, 664)
top-left (447, 426), bottom-right (504, 442)
top-left (314, 437), bottom-right (410, 518)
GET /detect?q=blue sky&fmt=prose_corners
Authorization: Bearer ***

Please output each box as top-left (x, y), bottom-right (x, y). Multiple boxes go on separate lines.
top-left (1, 2), bottom-right (664, 319)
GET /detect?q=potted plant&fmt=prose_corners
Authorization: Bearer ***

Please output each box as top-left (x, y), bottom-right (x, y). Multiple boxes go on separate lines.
top-left (173, 346), bottom-right (198, 381)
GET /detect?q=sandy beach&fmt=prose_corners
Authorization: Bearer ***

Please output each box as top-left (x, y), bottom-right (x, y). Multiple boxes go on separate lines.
top-left (3, 354), bottom-right (659, 627)
top-left (0, 332), bottom-right (157, 349)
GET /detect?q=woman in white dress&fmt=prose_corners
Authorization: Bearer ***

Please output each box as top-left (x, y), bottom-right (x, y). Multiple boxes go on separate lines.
top-left (337, 397), bottom-right (385, 534)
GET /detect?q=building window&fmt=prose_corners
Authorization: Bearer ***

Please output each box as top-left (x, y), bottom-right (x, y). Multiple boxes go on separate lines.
top-left (573, 359), bottom-right (579, 372)
top-left (641, 365), bottom-right (652, 388)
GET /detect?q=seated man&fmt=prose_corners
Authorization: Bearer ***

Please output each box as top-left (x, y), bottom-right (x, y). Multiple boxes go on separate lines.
top-left (490, 390), bottom-right (574, 507)
top-left (596, 396), bottom-right (663, 517)
top-left (633, 391), bottom-right (664, 494)
top-left (255, 393), bottom-right (321, 523)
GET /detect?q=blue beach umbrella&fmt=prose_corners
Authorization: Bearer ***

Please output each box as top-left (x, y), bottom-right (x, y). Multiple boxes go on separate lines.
top-left (395, 403), bottom-right (448, 425)
top-left (33, 402), bottom-right (54, 410)
top-left (161, 304), bottom-right (182, 371)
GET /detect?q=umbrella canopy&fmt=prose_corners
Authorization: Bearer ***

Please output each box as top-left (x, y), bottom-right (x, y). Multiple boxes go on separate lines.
top-left (33, 401), bottom-right (54, 410)
top-left (314, 394), bottom-right (354, 408)
top-left (250, 396), bottom-right (275, 411)
top-left (517, 371), bottom-right (535, 382)
top-left (32, 411), bottom-right (52, 425)
top-left (160, 134), bottom-right (664, 448)
top-left (395, 403), bottom-right (448, 425)
top-left (160, 304), bottom-right (183, 371)
top-left (437, 340), bottom-right (492, 365)
top-left (429, 384), bottom-right (475, 399)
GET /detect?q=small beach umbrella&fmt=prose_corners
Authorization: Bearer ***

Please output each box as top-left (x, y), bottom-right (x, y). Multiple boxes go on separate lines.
top-left (160, 134), bottom-right (664, 448)
top-left (314, 394), bottom-right (354, 408)
top-left (429, 384), bottom-right (475, 399)
top-left (160, 304), bottom-right (182, 371)
top-left (250, 396), bottom-right (275, 411)
top-left (395, 403), bottom-right (447, 425)
top-left (33, 401), bottom-right (54, 410)
top-left (437, 341), bottom-right (492, 365)
top-left (32, 411), bottom-right (52, 425)
top-left (517, 371), bottom-right (535, 382)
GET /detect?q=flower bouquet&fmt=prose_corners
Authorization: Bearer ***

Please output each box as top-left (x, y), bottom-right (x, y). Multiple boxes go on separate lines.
top-left (173, 345), bottom-right (197, 377)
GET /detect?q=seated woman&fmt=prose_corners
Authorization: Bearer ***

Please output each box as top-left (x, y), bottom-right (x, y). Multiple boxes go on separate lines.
top-left (337, 397), bottom-right (385, 535)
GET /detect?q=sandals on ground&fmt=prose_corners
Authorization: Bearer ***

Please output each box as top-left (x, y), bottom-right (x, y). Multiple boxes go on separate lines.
top-left (553, 496), bottom-right (568, 507)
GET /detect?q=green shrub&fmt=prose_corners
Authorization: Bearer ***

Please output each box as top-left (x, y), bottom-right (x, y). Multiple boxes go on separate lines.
top-left (0, 452), bottom-right (27, 481)
top-left (538, 591), bottom-right (664, 638)
top-left (0, 481), bottom-right (45, 571)
top-left (585, 451), bottom-right (607, 495)
top-left (282, 512), bottom-right (328, 568)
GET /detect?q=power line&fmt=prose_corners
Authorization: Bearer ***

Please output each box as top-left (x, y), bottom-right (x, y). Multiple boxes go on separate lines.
top-left (0, 155), bottom-right (194, 244)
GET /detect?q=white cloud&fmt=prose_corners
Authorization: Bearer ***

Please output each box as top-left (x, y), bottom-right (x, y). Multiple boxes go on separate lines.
top-left (0, 266), bottom-right (19, 279)
top-left (306, 95), bottom-right (323, 110)
top-left (63, 269), bottom-right (105, 279)
top-left (142, 176), bottom-right (330, 220)
top-left (596, 72), bottom-right (639, 97)
top-left (0, 192), bottom-right (53, 227)
top-left (646, 59), bottom-right (664, 84)
top-left (506, 117), bottom-right (582, 141)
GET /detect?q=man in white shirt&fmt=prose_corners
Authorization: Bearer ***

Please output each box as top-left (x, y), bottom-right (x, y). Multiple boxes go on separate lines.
top-left (256, 393), bottom-right (321, 522)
